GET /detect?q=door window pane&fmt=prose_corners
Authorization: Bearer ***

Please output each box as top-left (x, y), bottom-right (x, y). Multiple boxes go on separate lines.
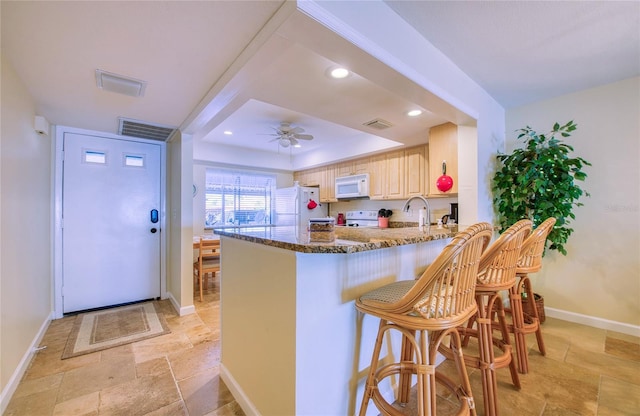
top-left (84, 150), bottom-right (106, 164)
top-left (124, 154), bottom-right (144, 167)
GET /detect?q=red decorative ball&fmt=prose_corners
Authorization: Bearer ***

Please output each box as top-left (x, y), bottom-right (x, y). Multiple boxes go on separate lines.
top-left (436, 175), bottom-right (453, 192)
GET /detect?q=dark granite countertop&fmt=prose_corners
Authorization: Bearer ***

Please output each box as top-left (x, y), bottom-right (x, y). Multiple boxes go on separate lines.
top-left (214, 225), bottom-right (457, 254)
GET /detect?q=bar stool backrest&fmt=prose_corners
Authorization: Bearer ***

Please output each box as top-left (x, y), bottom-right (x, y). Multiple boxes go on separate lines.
top-left (517, 218), bottom-right (556, 274)
top-left (376, 223), bottom-right (492, 326)
top-left (413, 222), bottom-right (493, 325)
top-left (477, 219), bottom-right (532, 288)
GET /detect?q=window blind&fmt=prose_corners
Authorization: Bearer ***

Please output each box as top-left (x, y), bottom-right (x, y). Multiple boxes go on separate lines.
top-left (204, 169), bottom-right (275, 227)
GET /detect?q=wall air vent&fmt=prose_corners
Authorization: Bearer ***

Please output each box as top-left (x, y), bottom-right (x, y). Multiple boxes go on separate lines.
top-left (118, 117), bottom-right (177, 142)
top-left (362, 118), bottom-right (393, 130)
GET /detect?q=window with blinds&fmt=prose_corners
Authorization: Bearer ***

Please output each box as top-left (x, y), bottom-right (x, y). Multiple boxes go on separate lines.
top-left (204, 169), bottom-right (275, 227)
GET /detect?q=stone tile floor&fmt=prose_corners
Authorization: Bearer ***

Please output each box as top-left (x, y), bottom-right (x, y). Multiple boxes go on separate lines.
top-left (4, 275), bottom-right (241, 416)
top-left (4, 275), bottom-right (640, 415)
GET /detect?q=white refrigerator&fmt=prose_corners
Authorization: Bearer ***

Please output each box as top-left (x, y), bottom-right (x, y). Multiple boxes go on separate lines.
top-left (275, 184), bottom-right (328, 227)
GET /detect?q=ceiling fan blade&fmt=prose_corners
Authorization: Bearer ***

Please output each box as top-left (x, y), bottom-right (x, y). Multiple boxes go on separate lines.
top-left (294, 134), bottom-right (313, 140)
top-left (268, 137), bottom-right (280, 142)
top-left (289, 137), bottom-right (299, 146)
top-left (289, 126), bottom-right (304, 134)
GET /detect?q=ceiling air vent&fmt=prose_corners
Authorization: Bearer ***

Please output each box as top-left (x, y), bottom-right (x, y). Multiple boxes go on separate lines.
top-left (96, 69), bottom-right (147, 97)
top-left (118, 117), bottom-right (177, 142)
top-left (362, 118), bottom-right (393, 130)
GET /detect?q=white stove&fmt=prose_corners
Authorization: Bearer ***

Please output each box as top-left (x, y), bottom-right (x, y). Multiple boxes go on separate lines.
top-left (345, 210), bottom-right (379, 227)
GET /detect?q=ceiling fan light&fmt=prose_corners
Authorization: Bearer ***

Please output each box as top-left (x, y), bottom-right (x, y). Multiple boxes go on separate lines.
top-left (279, 138), bottom-right (290, 148)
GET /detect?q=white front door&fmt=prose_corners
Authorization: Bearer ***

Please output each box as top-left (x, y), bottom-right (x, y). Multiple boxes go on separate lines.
top-left (62, 132), bottom-right (162, 313)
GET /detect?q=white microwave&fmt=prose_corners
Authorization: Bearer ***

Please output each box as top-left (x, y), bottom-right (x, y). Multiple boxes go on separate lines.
top-left (335, 173), bottom-right (370, 199)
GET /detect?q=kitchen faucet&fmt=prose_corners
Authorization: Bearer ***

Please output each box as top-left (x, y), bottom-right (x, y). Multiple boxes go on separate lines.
top-left (402, 195), bottom-right (431, 231)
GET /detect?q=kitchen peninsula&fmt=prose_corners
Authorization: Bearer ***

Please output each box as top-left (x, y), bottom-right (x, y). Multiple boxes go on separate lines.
top-left (215, 225), bottom-right (457, 415)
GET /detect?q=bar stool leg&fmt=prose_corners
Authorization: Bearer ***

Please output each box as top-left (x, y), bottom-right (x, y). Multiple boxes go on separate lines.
top-left (522, 275), bottom-right (546, 355)
top-left (441, 329), bottom-right (477, 416)
top-left (476, 292), bottom-right (521, 416)
top-left (509, 283), bottom-right (529, 373)
top-left (398, 332), bottom-right (415, 406)
top-left (476, 293), bottom-right (498, 416)
top-left (359, 319), bottom-right (387, 416)
top-left (494, 296), bottom-right (521, 389)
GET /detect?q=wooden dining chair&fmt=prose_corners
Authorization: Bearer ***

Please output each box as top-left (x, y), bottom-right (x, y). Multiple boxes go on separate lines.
top-left (356, 223), bottom-right (492, 416)
top-left (193, 238), bottom-right (221, 302)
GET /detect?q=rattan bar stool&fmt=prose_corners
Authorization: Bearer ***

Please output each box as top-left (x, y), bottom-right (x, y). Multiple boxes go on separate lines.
top-left (507, 217), bottom-right (556, 374)
top-left (356, 223), bottom-right (493, 416)
top-left (449, 219), bottom-right (532, 416)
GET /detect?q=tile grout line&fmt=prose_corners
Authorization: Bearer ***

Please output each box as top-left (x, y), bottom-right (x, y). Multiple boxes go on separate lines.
top-left (165, 355), bottom-right (190, 414)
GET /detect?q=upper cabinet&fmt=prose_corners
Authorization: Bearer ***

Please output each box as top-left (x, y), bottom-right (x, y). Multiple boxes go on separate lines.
top-left (369, 150), bottom-right (405, 200)
top-left (428, 122), bottom-right (458, 196)
top-left (292, 131), bottom-right (458, 201)
top-left (294, 166), bottom-right (336, 203)
top-left (336, 158), bottom-right (368, 178)
top-left (294, 168), bottom-right (320, 187)
top-left (404, 145), bottom-right (426, 197)
top-left (320, 165), bottom-right (336, 202)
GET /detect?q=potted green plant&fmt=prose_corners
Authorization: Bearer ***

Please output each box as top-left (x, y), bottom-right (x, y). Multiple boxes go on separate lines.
top-left (492, 120), bottom-right (591, 255)
top-left (377, 209), bottom-right (392, 228)
top-left (493, 121), bottom-right (591, 321)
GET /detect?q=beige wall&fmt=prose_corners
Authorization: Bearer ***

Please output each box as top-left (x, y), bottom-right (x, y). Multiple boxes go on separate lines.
top-left (167, 131), bottom-right (196, 314)
top-left (506, 77), bottom-right (640, 328)
top-left (1, 57), bottom-right (53, 401)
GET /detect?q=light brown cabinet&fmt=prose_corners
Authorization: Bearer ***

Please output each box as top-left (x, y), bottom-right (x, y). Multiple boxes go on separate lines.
top-left (428, 122), bottom-right (458, 196)
top-left (294, 166), bottom-right (336, 203)
top-left (404, 145), bottom-right (426, 197)
top-left (369, 150), bottom-right (405, 200)
top-left (294, 168), bottom-right (320, 187)
top-left (336, 157), bottom-right (368, 178)
top-left (320, 165), bottom-right (336, 202)
top-left (293, 137), bottom-right (457, 201)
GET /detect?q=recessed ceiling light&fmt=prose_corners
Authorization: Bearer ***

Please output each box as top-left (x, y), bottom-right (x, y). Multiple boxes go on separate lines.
top-left (223, 130), bottom-right (233, 135)
top-left (329, 67), bottom-right (350, 79)
top-left (293, 143), bottom-right (301, 148)
top-left (407, 110), bottom-right (423, 117)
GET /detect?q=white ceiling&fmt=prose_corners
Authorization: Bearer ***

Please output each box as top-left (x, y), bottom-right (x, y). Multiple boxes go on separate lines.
top-left (2, 1), bottom-right (638, 169)
top-left (385, 1), bottom-right (640, 108)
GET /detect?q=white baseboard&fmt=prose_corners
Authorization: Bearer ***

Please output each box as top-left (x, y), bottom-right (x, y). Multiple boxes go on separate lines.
top-left (0, 312), bottom-right (54, 415)
top-left (545, 307), bottom-right (640, 337)
top-left (164, 291), bottom-right (195, 316)
top-left (220, 363), bottom-right (261, 416)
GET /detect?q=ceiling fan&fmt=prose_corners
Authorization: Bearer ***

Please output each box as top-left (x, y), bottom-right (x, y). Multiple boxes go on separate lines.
top-left (266, 122), bottom-right (314, 148)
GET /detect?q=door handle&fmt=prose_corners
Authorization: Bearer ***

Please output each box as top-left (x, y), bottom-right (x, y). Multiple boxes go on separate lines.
top-left (150, 209), bottom-right (159, 223)
top-left (150, 228), bottom-right (158, 234)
